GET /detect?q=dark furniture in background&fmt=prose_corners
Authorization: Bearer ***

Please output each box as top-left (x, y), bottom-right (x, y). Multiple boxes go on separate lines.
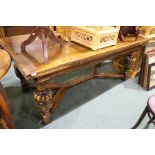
top-left (3, 26), bottom-right (36, 36)
top-left (118, 26), bottom-right (140, 41)
top-left (2, 26), bottom-right (56, 37)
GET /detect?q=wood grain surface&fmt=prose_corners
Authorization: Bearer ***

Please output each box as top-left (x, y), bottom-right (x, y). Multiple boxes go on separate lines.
top-left (0, 35), bottom-right (147, 81)
top-left (0, 49), bottom-right (11, 80)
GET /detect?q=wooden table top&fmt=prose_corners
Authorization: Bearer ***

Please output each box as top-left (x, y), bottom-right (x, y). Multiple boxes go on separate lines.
top-left (0, 49), bottom-right (11, 80)
top-left (0, 35), bottom-right (147, 80)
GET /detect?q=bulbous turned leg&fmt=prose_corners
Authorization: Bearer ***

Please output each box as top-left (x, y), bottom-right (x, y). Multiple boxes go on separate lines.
top-left (34, 88), bottom-right (53, 124)
top-left (124, 53), bottom-right (136, 79)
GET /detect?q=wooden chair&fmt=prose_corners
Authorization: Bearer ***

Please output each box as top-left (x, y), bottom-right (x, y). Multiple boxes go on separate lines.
top-left (139, 26), bottom-right (155, 39)
top-left (0, 49), bottom-right (15, 129)
top-left (132, 96), bottom-right (155, 129)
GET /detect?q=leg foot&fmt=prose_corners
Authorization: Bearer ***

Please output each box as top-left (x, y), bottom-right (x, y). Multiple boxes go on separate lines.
top-left (34, 88), bottom-right (53, 124)
top-left (131, 106), bottom-right (148, 129)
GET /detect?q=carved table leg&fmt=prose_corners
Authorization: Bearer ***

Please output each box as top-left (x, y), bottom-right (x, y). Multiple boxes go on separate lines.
top-left (14, 65), bottom-right (30, 92)
top-left (34, 88), bottom-right (53, 124)
top-left (124, 53), bottom-right (136, 79)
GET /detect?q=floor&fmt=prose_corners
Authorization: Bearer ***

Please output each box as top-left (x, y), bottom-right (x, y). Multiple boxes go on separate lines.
top-left (1, 61), bottom-right (155, 129)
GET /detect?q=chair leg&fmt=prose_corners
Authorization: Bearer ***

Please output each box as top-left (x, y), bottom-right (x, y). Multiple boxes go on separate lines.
top-left (131, 106), bottom-right (148, 129)
top-left (143, 116), bottom-right (155, 129)
top-left (0, 83), bottom-right (15, 128)
top-left (0, 118), bottom-right (9, 129)
top-left (152, 117), bottom-right (155, 125)
top-left (147, 113), bottom-right (155, 125)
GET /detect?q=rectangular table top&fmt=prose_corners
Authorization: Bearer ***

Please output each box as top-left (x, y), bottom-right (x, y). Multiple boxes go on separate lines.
top-left (0, 35), bottom-right (146, 80)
